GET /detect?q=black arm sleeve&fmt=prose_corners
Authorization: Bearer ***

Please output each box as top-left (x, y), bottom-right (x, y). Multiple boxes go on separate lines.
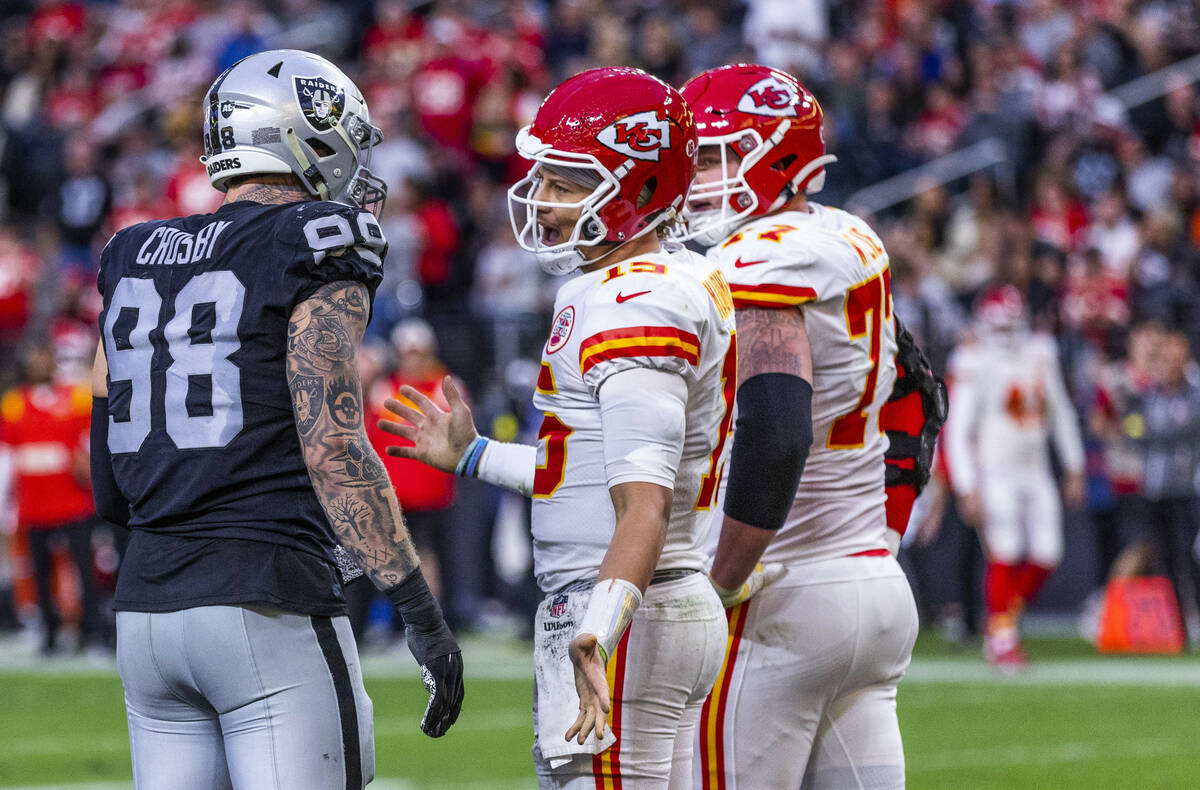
top-left (90, 398), bottom-right (130, 527)
top-left (723, 373), bottom-right (814, 530)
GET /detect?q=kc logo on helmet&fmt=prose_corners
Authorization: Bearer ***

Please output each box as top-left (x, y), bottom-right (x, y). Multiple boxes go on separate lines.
top-left (737, 76), bottom-right (802, 118)
top-left (597, 110), bottom-right (672, 161)
top-left (294, 75), bottom-right (346, 132)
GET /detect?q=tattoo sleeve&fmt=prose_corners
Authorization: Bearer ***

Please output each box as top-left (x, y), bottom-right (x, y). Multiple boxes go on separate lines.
top-left (288, 280), bottom-right (418, 588)
top-left (735, 306), bottom-right (814, 386)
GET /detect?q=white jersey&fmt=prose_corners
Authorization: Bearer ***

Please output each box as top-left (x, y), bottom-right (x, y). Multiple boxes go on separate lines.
top-left (943, 332), bottom-right (1085, 495)
top-left (710, 204), bottom-right (898, 562)
top-left (530, 246), bottom-right (737, 592)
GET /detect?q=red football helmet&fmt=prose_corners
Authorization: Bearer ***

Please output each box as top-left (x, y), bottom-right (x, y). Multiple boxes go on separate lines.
top-left (678, 64), bottom-right (835, 245)
top-left (975, 284), bottom-right (1028, 334)
top-left (508, 67), bottom-right (698, 274)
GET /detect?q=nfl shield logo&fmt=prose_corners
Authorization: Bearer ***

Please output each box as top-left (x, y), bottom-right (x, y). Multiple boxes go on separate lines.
top-left (294, 75), bottom-right (346, 132)
top-left (550, 594), bottom-right (568, 618)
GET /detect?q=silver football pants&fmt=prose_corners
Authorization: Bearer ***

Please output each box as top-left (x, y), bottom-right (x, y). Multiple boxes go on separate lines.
top-left (117, 606), bottom-right (374, 790)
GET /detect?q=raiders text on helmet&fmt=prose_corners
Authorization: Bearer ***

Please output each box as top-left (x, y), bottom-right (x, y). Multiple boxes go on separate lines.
top-left (200, 50), bottom-right (386, 215)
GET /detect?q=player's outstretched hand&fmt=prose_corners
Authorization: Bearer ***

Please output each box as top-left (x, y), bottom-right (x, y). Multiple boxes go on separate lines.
top-left (710, 562), bottom-right (785, 608)
top-left (380, 376), bottom-right (477, 473)
top-left (416, 650), bottom-right (465, 738)
top-left (565, 633), bottom-right (610, 745)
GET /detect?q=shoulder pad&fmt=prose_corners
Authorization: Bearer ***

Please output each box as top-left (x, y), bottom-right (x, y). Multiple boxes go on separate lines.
top-left (712, 226), bottom-right (821, 309)
top-left (285, 202), bottom-right (387, 293)
top-left (289, 202), bottom-right (387, 264)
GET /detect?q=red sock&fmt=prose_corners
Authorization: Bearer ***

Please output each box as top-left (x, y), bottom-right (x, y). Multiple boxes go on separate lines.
top-left (985, 562), bottom-right (1020, 616)
top-left (1016, 562), bottom-right (1053, 605)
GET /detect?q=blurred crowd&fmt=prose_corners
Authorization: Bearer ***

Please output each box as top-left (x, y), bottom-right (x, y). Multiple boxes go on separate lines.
top-left (1, 0), bottom-right (1200, 650)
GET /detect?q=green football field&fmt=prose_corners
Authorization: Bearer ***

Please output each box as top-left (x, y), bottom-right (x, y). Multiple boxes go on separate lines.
top-left (2, 633), bottom-right (1198, 789)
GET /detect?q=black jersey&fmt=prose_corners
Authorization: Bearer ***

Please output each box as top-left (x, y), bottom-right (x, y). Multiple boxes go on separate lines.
top-left (97, 199), bottom-right (385, 614)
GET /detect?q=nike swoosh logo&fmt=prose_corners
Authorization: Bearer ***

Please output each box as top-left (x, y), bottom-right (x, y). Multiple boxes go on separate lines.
top-left (734, 257), bottom-right (768, 268)
top-left (616, 290), bottom-right (651, 303)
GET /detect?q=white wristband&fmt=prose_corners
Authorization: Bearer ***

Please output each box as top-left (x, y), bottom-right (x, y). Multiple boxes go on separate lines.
top-left (474, 438), bottom-right (537, 496)
top-left (576, 578), bottom-right (642, 664)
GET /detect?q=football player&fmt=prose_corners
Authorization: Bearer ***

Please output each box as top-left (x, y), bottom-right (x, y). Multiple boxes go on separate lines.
top-left (379, 67), bottom-right (734, 788)
top-left (679, 64), bottom-right (932, 789)
top-left (89, 50), bottom-right (462, 790)
top-left (943, 285), bottom-right (1085, 669)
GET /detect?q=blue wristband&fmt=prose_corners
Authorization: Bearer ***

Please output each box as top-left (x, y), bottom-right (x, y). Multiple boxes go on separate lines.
top-left (455, 436), bottom-right (488, 478)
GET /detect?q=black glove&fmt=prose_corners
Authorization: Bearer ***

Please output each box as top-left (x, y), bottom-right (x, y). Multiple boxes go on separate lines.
top-left (386, 569), bottom-right (464, 737)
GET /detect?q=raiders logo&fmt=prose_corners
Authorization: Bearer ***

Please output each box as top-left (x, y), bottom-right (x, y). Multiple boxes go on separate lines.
top-left (294, 75), bottom-right (346, 132)
top-left (597, 110), bottom-right (671, 161)
top-left (546, 305), bottom-right (575, 354)
top-left (737, 76), bottom-right (804, 118)
top-left (291, 374), bottom-right (324, 434)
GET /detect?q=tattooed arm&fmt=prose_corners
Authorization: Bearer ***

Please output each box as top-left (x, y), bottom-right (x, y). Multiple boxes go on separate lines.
top-left (287, 281), bottom-right (418, 585)
top-left (287, 280), bottom-right (463, 737)
top-left (709, 306), bottom-right (814, 603)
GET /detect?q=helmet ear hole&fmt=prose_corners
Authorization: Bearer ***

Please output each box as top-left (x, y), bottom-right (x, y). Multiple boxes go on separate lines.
top-left (306, 137), bottom-right (336, 158)
top-left (638, 176), bottom-right (657, 209)
top-left (771, 154), bottom-right (797, 172)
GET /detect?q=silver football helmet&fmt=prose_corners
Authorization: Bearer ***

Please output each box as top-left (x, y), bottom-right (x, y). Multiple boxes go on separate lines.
top-left (200, 49), bottom-right (386, 214)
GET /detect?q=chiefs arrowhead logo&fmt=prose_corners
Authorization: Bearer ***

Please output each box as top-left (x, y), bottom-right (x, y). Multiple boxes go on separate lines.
top-left (597, 110), bottom-right (671, 161)
top-left (737, 76), bottom-right (804, 118)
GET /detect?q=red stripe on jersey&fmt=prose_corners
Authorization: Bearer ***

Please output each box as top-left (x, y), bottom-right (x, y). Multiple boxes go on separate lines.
top-left (536, 362), bottom-right (556, 394)
top-left (579, 324), bottom-right (701, 348)
top-left (578, 325), bottom-right (702, 376)
top-left (728, 282), bottom-right (817, 304)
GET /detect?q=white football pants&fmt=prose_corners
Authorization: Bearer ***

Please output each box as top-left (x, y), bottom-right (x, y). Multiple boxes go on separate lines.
top-left (533, 572), bottom-right (727, 789)
top-left (980, 467), bottom-right (1063, 567)
top-left (694, 555), bottom-right (918, 790)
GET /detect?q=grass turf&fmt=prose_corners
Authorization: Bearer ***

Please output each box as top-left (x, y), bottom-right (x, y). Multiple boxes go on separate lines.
top-left (2, 635), bottom-right (1199, 788)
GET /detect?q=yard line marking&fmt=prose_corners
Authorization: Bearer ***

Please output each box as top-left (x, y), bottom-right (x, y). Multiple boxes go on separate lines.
top-left (0, 734), bottom-right (128, 758)
top-left (374, 708), bottom-right (530, 736)
top-left (2, 784), bottom-right (134, 790)
top-left (904, 658), bottom-right (1200, 687)
top-left (0, 780), bottom-right (538, 790)
top-left (908, 736), bottom-right (1184, 773)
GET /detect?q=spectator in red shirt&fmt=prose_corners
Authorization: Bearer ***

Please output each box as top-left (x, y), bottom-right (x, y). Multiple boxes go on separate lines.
top-left (0, 345), bottom-right (101, 654)
top-left (1029, 172), bottom-right (1089, 253)
top-left (366, 321), bottom-right (459, 618)
top-left (1062, 246), bottom-right (1131, 352)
